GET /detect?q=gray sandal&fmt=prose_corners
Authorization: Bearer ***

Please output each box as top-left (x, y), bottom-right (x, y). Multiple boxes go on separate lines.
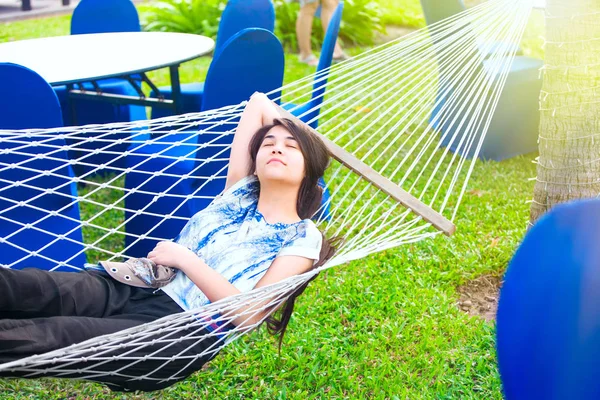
top-left (299, 54), bottom-right (319, 66)
top-left (99, 258), bottom-right (177, 289)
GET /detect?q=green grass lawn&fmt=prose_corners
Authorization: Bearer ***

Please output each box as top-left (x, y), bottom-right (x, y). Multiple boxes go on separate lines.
top-left (0, 3), bottom-right (545, 398)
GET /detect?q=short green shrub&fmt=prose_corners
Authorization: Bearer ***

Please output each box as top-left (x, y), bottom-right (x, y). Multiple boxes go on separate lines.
top-left (142, 0), bottom-right (224, 36)
top-left (379, 0), bottom-right (425, 28)
top-left (337, 0), bottom-right (386, 45)
top-left (141, 0), bottom-right (386, 50)
top-left (273, 0), bottom-right (386, 50)
top-left (272, 0), bottom-right (301, 51)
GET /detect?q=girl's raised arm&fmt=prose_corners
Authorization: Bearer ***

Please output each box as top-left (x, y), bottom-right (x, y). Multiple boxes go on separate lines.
top-left (225, 92), bottom-right (281, 191)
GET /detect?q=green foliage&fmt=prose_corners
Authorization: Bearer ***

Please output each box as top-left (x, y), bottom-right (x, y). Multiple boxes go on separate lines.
top-left (338, 0), bottom-right (386, 45)
top-left (272, 0), bottom-right (301, 51)
top-left (273, 0), bottom-right (386, 50)
top-left (140, 0), bottom-right (385, 50)
top-left (142, 0), bottom-right (225, 36)
top-left (379, 0), bottom-right (425, 28)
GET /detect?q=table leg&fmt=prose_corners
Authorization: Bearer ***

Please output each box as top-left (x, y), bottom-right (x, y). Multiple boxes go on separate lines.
top-left (169, 65), bottom-right (182, 115)
top-left (67, 83), bottom-right (78, 126)
top-left (22, 0), bottom-right (32, 11)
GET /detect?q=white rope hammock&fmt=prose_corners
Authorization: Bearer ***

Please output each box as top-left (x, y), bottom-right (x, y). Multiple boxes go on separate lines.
top-left (0, 0), bottom-right (535, 388)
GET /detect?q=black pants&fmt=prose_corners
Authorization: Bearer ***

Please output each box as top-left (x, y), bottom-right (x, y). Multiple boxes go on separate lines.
top-left (0, 268), bottom-right (222, 392)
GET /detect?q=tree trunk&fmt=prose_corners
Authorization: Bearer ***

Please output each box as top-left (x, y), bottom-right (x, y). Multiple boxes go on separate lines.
top-left (529, 0), bottom-right (600, 225)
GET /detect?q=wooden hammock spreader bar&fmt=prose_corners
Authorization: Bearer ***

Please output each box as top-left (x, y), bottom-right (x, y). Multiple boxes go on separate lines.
top-left (276, 105), bottom-right (456, 236)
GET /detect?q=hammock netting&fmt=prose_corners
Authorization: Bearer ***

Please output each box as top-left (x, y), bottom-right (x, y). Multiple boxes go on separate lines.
top-left (0, 0), bottom-right (535, 388)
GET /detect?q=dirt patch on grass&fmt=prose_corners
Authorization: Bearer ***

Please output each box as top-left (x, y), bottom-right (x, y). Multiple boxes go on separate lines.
top-left (457, 274), bottom-right (502, 322)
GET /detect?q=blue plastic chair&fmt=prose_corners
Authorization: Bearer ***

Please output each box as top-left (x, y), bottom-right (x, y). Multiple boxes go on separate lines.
top-left (214, 0), bottom-right (275, 56)
top-left (124, 28), bottom-right (285, 257)
top-left (53, 0), bottom-right (146, 176)
top-left (71, 0), bottom-right (140, 34)
top-left (283, 0), bottom-right (344, 129)
top-left (150, 0), bottom-right (276, 119)
top-left (420, 0), bottom-right (542, 161)
top-left (66, 0), bottom-right (144, 106)
top-left (497, 199), bottom-right (600, 400)
top-left (0, 63), bottom-right (86, 271)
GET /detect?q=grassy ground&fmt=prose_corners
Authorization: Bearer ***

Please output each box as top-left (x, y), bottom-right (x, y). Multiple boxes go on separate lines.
top-left (0, 2), bottom-right (545, 399)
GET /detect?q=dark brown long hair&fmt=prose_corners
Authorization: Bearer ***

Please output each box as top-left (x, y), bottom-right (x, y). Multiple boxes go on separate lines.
top-left (248, 118), bottom-right (339, 349)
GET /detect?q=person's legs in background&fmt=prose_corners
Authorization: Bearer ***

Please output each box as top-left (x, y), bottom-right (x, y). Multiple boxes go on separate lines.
top-left (319, 0), bottom-right (348, 60)
top-left (296, 0), bottom-right (320, 66)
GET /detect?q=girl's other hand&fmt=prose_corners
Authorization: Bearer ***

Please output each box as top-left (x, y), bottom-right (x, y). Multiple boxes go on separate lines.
top-left (147, 241), bottom-right (197, 271)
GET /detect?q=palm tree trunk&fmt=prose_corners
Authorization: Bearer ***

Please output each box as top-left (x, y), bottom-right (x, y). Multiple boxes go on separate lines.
top-left (530, 0), bottom-right (600, 225)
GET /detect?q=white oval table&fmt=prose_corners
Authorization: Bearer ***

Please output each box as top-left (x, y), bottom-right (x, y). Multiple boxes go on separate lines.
top-left (0, 31), bottom-right (215, 115)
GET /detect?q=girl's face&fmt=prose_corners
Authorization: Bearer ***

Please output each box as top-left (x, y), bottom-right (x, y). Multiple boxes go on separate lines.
top-left (255, 125), bottom-right (305, 186)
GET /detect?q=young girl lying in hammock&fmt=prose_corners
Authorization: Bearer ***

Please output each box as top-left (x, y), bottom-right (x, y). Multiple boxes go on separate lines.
top-left (0, 92), bottom-right (336, 392)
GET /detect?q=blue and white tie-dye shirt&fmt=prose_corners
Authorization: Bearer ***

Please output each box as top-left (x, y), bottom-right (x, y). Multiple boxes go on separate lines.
top-left (161, 175), bottom-right (323, 313)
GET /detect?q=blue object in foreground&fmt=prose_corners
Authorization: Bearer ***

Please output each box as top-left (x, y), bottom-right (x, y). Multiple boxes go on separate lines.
top-left (0, 63), bottom-right (86, 271)
top-left (497, 199), bottom-right (600, 400)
